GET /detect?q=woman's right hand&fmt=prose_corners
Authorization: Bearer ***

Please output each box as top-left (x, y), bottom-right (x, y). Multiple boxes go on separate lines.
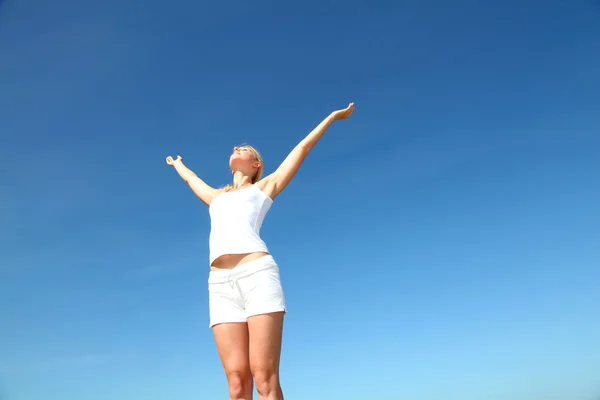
top-left (166, 155), bottom-right (182, 166)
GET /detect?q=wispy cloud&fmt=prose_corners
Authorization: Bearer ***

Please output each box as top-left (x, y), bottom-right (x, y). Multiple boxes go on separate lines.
top-left (0, 352), bottom-right (124, 375)
top-left (131, 262), bottom-right (184, 278)
top-left (128, 252), bottom-right (201, 278)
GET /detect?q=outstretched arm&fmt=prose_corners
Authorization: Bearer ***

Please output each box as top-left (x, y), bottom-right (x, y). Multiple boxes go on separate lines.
top-left (259, 102), bottom-right (355, 199)
top-left (166, 155), bottom-right (220, 206)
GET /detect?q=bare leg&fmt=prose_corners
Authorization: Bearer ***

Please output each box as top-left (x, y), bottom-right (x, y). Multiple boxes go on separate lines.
top-left (213, 322), bottom-right (253, 400)
top-left (248, 312), bottom-right (285, 400)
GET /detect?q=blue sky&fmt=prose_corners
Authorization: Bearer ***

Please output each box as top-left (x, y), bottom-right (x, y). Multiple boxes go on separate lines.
top-left (1, 0), bottom-right (599, 399)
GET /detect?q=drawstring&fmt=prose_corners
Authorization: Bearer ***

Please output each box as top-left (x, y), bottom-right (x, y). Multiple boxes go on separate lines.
top-left (228, 271), bottom-right (241, 296)
top-left (228, 271), bottom-right (237, 289)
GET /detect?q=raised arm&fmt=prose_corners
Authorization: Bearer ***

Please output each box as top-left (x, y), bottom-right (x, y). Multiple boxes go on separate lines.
top-left (166, 155), bottom-right (220, 206)
top-left (259, 102), bottom-right (355, 199)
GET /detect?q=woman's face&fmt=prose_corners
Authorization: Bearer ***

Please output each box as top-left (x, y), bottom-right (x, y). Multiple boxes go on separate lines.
top-left (230, 146), bottom-right (260, 175)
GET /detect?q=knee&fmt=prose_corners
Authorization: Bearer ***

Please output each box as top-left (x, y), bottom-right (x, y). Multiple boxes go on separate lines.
top-left (253, 369), bottom-right (280, 397)
top-left (226, 370), bottom-right (252, 399)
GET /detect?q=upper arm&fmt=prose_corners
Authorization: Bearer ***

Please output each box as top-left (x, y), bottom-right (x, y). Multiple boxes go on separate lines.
top-left (186, 176), bottom-right (220, 206)
top-left (258, 145), bottom-right (309, 199)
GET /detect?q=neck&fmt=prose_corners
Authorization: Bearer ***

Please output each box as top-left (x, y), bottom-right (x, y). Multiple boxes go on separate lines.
top-left (231, 171), bottom-right (254, 189)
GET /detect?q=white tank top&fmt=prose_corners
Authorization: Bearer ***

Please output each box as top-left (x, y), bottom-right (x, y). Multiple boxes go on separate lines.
top-left (208, 184), bottom-right (273, 265)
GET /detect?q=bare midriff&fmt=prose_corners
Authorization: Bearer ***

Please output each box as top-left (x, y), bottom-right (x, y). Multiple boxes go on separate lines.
top-left (210, 251), bottom-right (270, 271)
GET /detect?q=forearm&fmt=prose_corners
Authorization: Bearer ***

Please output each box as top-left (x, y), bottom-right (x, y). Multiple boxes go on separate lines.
top-left (170, 160), bottom-right (218, 205)
top-left (173, 161), bottom-right (199, 183)
top-left (298, 113), bottom-right (336, 151)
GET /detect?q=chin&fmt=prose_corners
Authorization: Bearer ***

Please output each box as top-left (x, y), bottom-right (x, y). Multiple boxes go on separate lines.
top-left (230, 159), bottom-right (244, 170)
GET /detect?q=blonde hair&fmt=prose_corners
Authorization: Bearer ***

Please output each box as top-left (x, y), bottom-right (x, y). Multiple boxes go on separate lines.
top-left (221, 144), bottom-right (264, 192)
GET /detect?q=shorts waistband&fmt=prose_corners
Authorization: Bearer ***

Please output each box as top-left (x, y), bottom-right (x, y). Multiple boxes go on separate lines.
top-left (208, 254), bottom-right (277, 284)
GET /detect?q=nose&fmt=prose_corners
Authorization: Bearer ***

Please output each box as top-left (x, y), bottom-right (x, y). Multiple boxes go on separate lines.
top-left (233, 147), bottom-right (239, 153)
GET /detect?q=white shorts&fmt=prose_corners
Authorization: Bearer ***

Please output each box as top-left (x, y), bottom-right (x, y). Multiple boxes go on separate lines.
top-left (208, 254), bottom-right (287, 328)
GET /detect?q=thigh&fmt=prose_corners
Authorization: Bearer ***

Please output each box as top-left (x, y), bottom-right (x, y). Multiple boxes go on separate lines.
top-left (208, 279), bottom-right (247, 328)
top-left (213, 322), bottom-right (251, 375)
top-left (242, 261), bottom-right (286, 319)
top-left (247, 312), bottom-right (285, 373)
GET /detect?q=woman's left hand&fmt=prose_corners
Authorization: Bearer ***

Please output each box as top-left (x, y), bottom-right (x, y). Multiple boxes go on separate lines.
top-left (331, 102), bottom-right (355, 121)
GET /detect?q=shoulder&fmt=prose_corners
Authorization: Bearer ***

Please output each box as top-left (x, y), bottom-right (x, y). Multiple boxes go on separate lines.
top-left (256, 176), bottom-right (277, 201)
top-left (208, 188), bottom-right (228, 206)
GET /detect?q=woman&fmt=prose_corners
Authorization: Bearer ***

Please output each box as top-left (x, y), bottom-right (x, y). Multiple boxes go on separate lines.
top-left (166, 102), bottom-right (355, 400)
